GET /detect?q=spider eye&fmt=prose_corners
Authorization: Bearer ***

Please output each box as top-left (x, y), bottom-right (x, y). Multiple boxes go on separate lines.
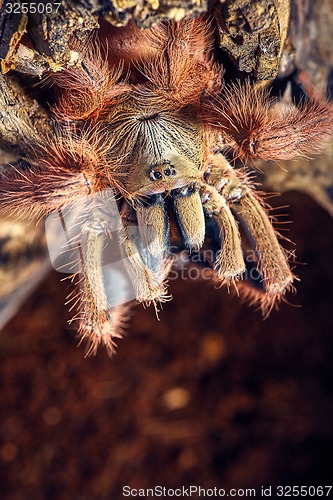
top-left (148, 165), bottom-right (176, 182)
top-left (163, 166), bottom-right (177, 177)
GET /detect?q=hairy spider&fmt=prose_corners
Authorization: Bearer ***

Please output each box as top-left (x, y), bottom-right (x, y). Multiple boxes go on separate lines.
top-left (0, 16), bottom-right (332, 355)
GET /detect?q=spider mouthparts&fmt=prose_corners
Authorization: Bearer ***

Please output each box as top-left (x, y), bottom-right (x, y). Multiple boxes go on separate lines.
top-left (171, 183), bottom-right (198, 198)
top-left (171, 185), bottom-right (205, 250)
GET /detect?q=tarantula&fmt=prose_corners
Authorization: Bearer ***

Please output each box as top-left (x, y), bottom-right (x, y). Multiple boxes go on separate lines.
top-left (0, 16), bottom-right (332, 355)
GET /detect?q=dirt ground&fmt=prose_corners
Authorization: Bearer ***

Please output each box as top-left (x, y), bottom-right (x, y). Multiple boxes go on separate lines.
top-left (0, 190), bottom-right (332, 499)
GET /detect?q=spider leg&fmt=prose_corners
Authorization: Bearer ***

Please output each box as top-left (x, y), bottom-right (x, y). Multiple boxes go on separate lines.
top-left (201, 185), bottom-right (246, 283)
top-left (119, 201), bottom-right (171, 307)
top-left (50, 42), bottom-right (130, 121)
top-left (138, 16), bottom-right (222, 108)
top-left (222, 166), bottom-right (294, 315)
top-left (205, 81), bottom-right (333, 161)
top-left (66, 204), bottom-right (128, 357)
top-left (200, 153), bottom-right (245, 282)
top-left (0, 123), bottom-right (124, 219)
top-left (201, 151), bottom-right (293, 313)
top-left (0, 162), bottom-right (91, 219)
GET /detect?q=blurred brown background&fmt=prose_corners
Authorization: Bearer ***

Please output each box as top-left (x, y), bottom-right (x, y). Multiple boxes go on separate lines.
top-left (0, 190), bottom-right (332, 499)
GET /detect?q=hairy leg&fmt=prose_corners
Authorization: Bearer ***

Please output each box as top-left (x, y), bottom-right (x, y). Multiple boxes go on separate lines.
top-left (68, 209), bottom-right (128, 357)
top-left (205, 81), bottom-right (333, 161)
top-left (138, 16), bottom-right (222, 109)
top-left (50, 41), bottom-right (130, 121)
top-left (203, 153), bottom-right (294, 313)
top-left (119, 201), bottom-right (171, 306)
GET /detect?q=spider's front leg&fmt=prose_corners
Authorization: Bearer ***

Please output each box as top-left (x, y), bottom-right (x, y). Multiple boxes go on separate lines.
top-left (0, 162), bottom-right (93, 219)
top-left (50, 42), bottom-right (130, 122)
top-left (225, 168), bottom-right (294, 312)
top-left (199, 155), bottom-right (245, 284)
top-left (120, 198), bottom-right (171, 306)
top-left (62, 191), bottom-right (171, 356)
top-left (67, 200), bottom-right (130, 357)
top-left (201, 80), bottom-right (333, 312)
top-left (203, 153), bottom-right (294, 314)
